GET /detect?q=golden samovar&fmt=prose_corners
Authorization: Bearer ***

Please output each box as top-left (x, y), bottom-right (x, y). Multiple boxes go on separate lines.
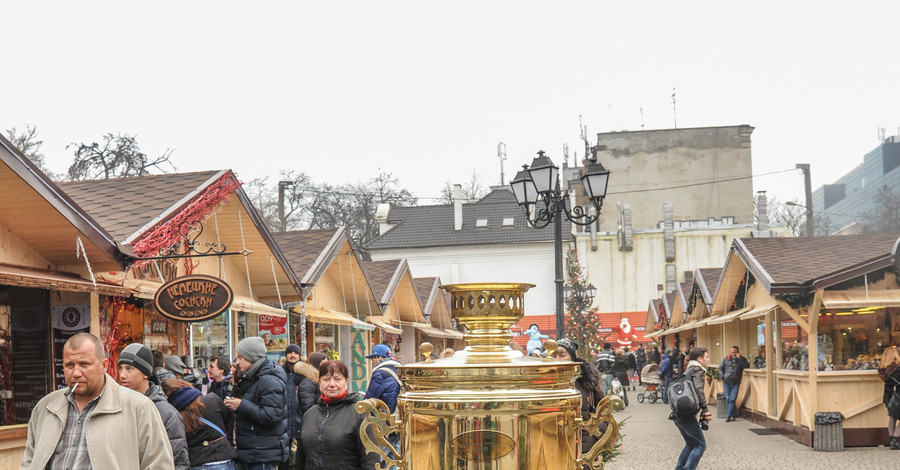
top-left (357, 282), bottom-right (621, 469)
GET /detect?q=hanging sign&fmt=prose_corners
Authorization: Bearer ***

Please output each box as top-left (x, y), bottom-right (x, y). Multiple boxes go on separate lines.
top-left (154, 274), bottom-right (234, 322)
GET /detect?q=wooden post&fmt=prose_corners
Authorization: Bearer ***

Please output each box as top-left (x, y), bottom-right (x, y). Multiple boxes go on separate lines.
top-left (774, 309), bottom-right (783, 419)
top-left (90, 293), bottom-right (100, 337)
top-left (807, 291), bottom-right (823, 433)
top-left (765, 308), bottom-right (776, 417)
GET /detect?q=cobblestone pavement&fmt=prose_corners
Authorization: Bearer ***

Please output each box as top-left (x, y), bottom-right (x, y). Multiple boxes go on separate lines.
top-left (603, 392), bottom-right (897, 469)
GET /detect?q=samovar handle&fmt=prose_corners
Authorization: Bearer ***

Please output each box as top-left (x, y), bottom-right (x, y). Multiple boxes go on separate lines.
top-left (356, 398), bottom-right (403, 470)
top-left (575, 395), bottom-right (624, 470)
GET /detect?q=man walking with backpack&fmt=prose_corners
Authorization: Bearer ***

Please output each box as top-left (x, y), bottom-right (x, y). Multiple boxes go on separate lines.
top-left (719, 345), bottom-right (750, 422)
top-left (669, 347), bottom-right (712, 470)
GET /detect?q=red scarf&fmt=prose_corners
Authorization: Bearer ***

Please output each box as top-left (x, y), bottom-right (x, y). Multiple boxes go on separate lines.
top-left (321, 390), bottom-right (348, 405)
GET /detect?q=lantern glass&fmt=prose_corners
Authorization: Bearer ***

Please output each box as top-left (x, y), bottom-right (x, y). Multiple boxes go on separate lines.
top-left (582, 160), bottom-right (610, 202)
top-left (511, 168), bottom-right (539, 205)
top-left (527, 152), bottom-right (558, 194)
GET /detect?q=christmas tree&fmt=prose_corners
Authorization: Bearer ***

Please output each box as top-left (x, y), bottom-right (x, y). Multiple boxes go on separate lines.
top-left (563, 251), bottom-right (608, 357)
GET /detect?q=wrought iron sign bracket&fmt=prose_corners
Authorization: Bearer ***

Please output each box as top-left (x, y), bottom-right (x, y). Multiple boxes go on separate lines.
top-left (129, 220), bottom-right (253, 262)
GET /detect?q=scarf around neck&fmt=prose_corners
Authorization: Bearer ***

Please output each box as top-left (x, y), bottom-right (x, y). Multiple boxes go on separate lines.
top-left (321, 390), bottom-right (348, 405)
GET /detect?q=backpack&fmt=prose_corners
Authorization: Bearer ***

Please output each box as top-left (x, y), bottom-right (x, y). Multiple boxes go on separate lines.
top-left (668, 366), bottom-right (700, 416)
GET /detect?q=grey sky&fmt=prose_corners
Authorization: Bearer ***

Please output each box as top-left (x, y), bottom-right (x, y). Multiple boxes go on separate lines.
top-left (3, 2), bottom-right (899, 207)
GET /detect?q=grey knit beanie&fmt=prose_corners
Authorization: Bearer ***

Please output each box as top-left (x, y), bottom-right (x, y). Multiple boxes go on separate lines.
top-left (236, 336), bottom-right (267, 363)
top-left (118, 343), bottom-right (154, 377)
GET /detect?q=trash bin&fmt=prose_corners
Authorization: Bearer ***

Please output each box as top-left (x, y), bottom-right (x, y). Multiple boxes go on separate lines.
top-left (813, 412), bottom-right (844, 452)
top-left (716, 392), bottom-right (726, 419)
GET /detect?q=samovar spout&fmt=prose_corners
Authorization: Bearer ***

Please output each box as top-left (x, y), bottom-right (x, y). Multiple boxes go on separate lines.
top-left (356, 398), bottom-right (403, 469)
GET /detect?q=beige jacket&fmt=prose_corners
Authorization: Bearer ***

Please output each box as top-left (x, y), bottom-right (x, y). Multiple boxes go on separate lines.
top-left (21, 374), bottom-right (175, 470)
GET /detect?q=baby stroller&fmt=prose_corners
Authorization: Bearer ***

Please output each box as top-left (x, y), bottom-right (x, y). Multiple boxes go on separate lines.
top-left (636, 363), bottom-right (664, 403)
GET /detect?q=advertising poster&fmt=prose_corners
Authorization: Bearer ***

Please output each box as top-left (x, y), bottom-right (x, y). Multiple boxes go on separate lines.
top-left (52, 305), bottom-right (91, 390)
top-left (12, 307), bottom-right (51, 423)
top-left (259, 314), bottom-right (288, 361)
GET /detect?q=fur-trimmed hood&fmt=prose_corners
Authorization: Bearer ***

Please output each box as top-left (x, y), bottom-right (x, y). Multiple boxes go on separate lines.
top-left (574, 356), bottom-right (601, 391)
top-left (293, 360), bottom-right (319, 382)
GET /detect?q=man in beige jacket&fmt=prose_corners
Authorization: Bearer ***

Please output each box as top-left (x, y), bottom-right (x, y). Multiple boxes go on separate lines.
top-left (21, 333), bottom-right (174, 469)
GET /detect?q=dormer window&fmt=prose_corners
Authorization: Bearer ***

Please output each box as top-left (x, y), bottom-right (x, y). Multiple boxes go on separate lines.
top-left (475, 219), bottom-right (488, 228)
top-left (502, 217), bottom-right (515, 227)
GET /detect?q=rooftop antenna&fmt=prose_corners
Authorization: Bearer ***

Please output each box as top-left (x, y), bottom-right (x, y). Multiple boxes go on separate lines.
top-left (580, 115), bottom-right (590, 163)
top-left (640, 107), bottom-right (645, 130)
top-left (671, 87), bottom-right (677, 129)
top-left (497, 142), bottom-right (507, 185)
top-left (563, 143), bottom-right (570, 166)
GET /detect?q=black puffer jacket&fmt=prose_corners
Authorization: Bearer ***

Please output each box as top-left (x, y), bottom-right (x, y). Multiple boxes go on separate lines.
top-left (613, 354), bottom-right (630, 386)
top-left (146, 383), bottom-right (190, 470)
top-left (297, 393), bottom-right (378, 470)
top-left (719, 354), bottom-right (750, 385)
top-left (881, 365), bottom-right (900, 419)
top-left (282, 359), bottom-right (304, 438)
top-left (185, 393), bottom-right (237, 466)
top-left (295, 361), bottom-right (320, 415)
top-left (233, 359), bottom-right (289, 464)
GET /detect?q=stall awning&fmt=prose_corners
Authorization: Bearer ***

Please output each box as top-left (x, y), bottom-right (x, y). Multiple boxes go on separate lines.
top-left (707, 306), bottom-right (753, 325)
top-left (822, 290), bottom-right (900, 309)
top-left (366, 316), bottom-right (403, 334)
top-left (693, 317), bottom-right (713, 328)
top-left (414, 323), bottom-right (461, 339)
top-left (645, 329), bottom-right (666, 338)
top-left (442, 328), bottom-right (465, 339)
top-left (670, 321), bottom-right (698, 333)
top-left (232, 297), bottom-right (287, 317)
top-left (302, 306), bottom-right (374, 330)
top-left (740, 304), bottom-right (777, 321)
top-left (0, 263), bottom-right (134, 296)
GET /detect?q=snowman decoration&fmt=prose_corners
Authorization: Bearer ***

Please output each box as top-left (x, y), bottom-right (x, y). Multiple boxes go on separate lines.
top-left (616, 317), bottom-right (638, 348)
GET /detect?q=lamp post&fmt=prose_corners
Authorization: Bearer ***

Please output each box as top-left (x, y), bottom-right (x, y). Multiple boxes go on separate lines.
top-left (278, 180), bottom-right (294, 232)
top-left (563, 282), bottom-right (597, 351)
top-left (511, 150), bottom-right (610, 337)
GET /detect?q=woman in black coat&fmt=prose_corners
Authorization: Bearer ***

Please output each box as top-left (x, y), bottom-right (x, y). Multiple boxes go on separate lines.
top-left (297, 360), bottom-right (378, 470)
top-left (552, 338), bottom-right (608, 458)
top-left (296, 352), bottom-right (327, 415)
top-left (162, 379), bottom-right (237, 469)
top-left (613, 348), bottom-right (630, 406)
top-left (878, 347), bottom-right (900, 450)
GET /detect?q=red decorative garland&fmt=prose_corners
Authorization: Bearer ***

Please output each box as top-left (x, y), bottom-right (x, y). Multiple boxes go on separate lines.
top-left (130, 171), bottom-right (242, 268)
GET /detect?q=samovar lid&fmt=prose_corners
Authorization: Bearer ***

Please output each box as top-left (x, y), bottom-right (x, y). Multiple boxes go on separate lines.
top-left (399, 282), bottom-right (580, 392)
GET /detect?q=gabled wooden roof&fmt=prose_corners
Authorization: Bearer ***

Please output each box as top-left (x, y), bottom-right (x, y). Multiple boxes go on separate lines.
top-left (0, 134), bottom-right (128, 271)
top-left (363, 259), bottom-right (426, 323)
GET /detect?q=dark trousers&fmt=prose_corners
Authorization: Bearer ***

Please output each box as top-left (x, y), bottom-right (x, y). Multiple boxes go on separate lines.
top-left (673, 414), bottom-right (706, 470)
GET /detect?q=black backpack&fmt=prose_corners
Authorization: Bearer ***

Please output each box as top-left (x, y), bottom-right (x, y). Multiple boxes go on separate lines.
top-left (668, 366), bottom-right (700, 416)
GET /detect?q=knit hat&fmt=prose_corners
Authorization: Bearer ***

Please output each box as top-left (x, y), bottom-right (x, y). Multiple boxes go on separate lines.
top-left (164, 355), bottom-right (187, 375)
top-left (556, 338), bottom-right (579, 360)
top-left (285, 344), bottom-right (302, 356)
top-left (118, 343), bottom-right (153, 377)
top-left (168, 386), bottom-right (202, 411)
top-left (236, 336), bottom-right (267, 363)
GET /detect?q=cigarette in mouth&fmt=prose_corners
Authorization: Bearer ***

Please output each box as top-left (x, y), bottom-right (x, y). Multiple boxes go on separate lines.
top-left (70, 383), bottom-right (79, 393)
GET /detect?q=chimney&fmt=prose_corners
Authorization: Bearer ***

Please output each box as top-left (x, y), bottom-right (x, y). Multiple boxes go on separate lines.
top-left (452, 184), bottom-right (463, 230)
top-left (375, 203), bottom-right (393, 235)
top-left (756, 191), bottom-right (769, 231)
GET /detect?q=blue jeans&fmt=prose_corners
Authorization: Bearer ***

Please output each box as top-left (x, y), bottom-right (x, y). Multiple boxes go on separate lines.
top-left (723, 382), bottom-right (739, 418)
top-left (192, 462), bottom-right (234, 470)
top-left (662, 375), bottom-right (672, 404)
top-left (601, 373), bottom-right (614, 395)
top-left (673, 414), bottom-right (706, 470)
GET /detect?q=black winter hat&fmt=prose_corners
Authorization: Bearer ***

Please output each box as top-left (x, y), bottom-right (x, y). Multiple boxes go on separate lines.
top-left (118, 343), bottom-right (154, 377)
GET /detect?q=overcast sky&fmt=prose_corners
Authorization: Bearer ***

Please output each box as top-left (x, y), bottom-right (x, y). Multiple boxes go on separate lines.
top-left (3, 2), bottom-right (899, 207)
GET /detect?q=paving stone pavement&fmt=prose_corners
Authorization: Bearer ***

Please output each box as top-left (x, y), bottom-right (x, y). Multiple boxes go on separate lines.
top-left (603, 391), bottom-right (898, 469)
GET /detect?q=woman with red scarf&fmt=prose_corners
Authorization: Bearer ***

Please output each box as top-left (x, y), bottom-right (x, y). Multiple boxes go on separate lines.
top-left (296, 360), bottom-right (378, 470)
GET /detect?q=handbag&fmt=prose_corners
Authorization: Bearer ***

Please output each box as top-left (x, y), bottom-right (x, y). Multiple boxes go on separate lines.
top-left (889, 377), bottom-right (900, 416)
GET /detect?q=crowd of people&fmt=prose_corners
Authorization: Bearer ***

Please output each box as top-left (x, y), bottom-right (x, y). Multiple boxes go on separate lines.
top-left (21, 333), bottom-right (400, 470)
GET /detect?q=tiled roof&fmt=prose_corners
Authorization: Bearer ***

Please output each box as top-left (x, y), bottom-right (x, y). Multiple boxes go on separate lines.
top-left (59, 171), bottom-right (222, 242)
top-left (367, 187), bottom-right (571, 250)
top-left (663, 293), bottom-right (676, 320)
top-left (363, 259), bottom-right (402, 302)
top-left (736, 232), bottom-right (900, 292)
top-left (272, 228), bottom-right (341, 285)
top-left (676, 281), bottom-right (692, 310)
top-left (697, 268), bottom-right (722, 304)
top-left (414, 277), bottom-right (437, 312)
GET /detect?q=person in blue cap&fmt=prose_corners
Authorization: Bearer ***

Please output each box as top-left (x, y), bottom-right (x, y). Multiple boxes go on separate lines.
top-left (363, 344), bottom-right (402, 465)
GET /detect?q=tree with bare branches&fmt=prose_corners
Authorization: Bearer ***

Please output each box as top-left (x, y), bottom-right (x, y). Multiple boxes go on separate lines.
top-left (439, 169), bottom-right (489, 203)
top-left (66, 133), bottom-right (175, 180)
top-left (5, 124), bottom-right (58, 178)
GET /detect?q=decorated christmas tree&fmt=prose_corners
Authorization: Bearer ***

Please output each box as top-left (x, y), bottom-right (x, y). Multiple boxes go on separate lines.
top-left (563, 251), bottom-right (608, 357)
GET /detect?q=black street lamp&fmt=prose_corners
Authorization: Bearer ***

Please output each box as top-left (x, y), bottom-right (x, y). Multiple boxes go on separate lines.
top-left (511, 150), bottom-right (610, 337)
top-left (563, 282), bottom-right (598, 349)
